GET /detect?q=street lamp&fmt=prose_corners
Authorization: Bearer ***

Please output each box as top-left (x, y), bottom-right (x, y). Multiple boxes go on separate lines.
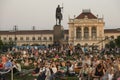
top-left (13, 25), bottom-right (18, 46)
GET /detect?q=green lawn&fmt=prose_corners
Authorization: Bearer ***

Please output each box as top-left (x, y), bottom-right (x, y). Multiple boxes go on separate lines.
top-left (5, 72), bottom-right (79, 80)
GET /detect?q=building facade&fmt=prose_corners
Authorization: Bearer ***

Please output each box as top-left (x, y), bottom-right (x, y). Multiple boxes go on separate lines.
top-left (0, 30), bottom-right (69, 46)
top-left (0, 9), bottom-right (120, 48)
top-left (68, 9), bottom-right (105, 48)
top-left (0, 30), bottom-right (54, 46)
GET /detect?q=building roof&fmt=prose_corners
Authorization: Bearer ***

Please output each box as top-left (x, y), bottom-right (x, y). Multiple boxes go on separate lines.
top-left (0, 29), bottom-right (69, 35)
top-left (104, 28), bottom-right (120, 33)
top-left (0, 30), bottom-right (54, 35)
top-left (0, 28), bottom-right (119, 35)
top-left (76, 9), bottom-right (97, 19)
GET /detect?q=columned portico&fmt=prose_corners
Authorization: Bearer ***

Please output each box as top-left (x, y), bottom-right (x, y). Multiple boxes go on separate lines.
top-left (74, 26), bottom-right (76, 41)
top-left (97, 26), bottom-right (99, 40)
top-left (81, 26), bottom-right (84, 40)
top-left (89, 27), bottom-right (91, 40)
top-left (68, 9), bottom-right (105, 48)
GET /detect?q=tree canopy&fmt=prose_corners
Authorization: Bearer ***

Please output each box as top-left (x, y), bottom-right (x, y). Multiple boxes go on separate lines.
top-left (115, 36), bottom-right (120, 48)
top-left (0, 40), bottom-right (3, 50)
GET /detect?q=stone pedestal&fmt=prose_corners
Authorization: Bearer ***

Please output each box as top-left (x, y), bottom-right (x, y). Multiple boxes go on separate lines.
top-left (53, 25), bottom-right (64, 44)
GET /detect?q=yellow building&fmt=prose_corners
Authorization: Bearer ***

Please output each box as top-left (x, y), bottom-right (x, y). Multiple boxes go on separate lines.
top-left (0, 9), bottom-right (120, 48)
top-left (68, 9), bottom-right (105, 48)
top-left (68, 9), bottom-right (120, 48)
top-left (0, 30), bottom-right (54, 46)
top-left (0, 29), bottom-right (69, 46)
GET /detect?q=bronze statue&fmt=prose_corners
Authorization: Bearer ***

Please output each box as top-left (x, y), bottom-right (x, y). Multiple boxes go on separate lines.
top-left (56, 5), bottom-right (63, 25)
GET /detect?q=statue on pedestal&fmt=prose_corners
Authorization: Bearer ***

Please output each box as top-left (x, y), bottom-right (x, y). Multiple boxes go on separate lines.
top-left (56, 5), bottom-right (63, 25)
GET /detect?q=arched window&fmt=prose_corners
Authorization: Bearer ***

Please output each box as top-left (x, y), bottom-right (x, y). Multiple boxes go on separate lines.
top-left (49, 37), bottom-right (52, 41)
top-left (20, 37), bottom-right (23, 41)
top-left (76, 27), bottom-right (81, 39)
top-left (4, 37), bottom-right (6, 40)
top-left (26, 37), bottom-right (29, 41)
top-left (43, 37), bottom-right (47, 41)
top-left (84, 27), bottom-right (89, 39)
top-left (32, 37), bottom-right (35, 41)
top-left (92, 27), bottom-right (97, 39)
top-left (9, 37), bottom-right (12, 40)
top-left (38, 37), bottom-right (41, 41)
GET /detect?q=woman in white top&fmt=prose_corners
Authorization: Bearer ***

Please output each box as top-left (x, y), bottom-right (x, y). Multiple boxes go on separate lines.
top-left (108, 68), bottom-right (114, 80)
top-left (45, 64), bottom-right (51, 80)
top-left (51, 64), bottom-right (57, 74)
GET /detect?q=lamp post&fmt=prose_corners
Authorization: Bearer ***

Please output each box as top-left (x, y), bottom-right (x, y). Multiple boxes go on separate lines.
top-left (11, 67), bottom-right (13, 80)
top-left (13, 25), bottom-right (18, 46)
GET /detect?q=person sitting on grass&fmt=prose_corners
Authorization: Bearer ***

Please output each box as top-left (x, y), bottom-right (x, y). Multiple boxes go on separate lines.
top-left (1, 54), bottom-right (7, 65)
top-left (112, 64), bottom-right (120, 80)
top-left (79, 63), bottom-right (89, 80)
top-left (12, 60), bottom-right (21, 74)
top-left (24, 59), bottom-right (29, 66)
top-left (32, 64), bottom-right (40, 76)
top-left (37, 64), bottom-right (46, 80)
top-left (0, 59), bottom-right (4, 70)
top-left (4, 58), bottom-right (12, 70)
top-left (0, 59), bottom-right (5, 80)
top-left (92, 62), bottom-right (105, 80)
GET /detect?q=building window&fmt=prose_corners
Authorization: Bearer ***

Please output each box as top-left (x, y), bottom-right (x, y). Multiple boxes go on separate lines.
top-left (15, 37), bottom-right (17, 41)
top-left (43, 37), bottom-right (47, 41)
top-left (66, 36), bottom-right (69, 40)
top-left (9, 37), bottom-right (12, 40)
top-left (38, 37), bottom-right (41, 40)
top-left (84, 27), bottom-right (89, 39)
top-left (20, 37), bottom-right (23, 41)
top-left (4, 37), bottom-right (7, 40)
top-left (26, 37), bottom-right (29, 40)
top-left (92, 27), bottom-right (97, 39)
top-left (76, 27), bottom-right (81, 39)
top-left (49, 37), bottom-right (52, 41)
top-left (32, 37), bottom-right (35, 41)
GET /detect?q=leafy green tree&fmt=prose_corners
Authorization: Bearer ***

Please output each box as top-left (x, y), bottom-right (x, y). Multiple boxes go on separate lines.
top-left (0, 40), bottom-right (3, 50)
top-left (8, 40), bottom-right (14, 46)
top-left (115, 36), bottom-right (120, 48)
top-left (105, 43), bottom-right (109, 48)
top-left (109, 41), bottom-right (115, 49)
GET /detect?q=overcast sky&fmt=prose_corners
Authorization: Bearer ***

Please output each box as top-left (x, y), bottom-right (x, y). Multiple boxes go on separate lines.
top-left (0, 0), bottom-right (120, 30)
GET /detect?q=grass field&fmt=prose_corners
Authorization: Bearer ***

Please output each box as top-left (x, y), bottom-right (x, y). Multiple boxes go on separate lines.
top-left (4, 72), bottom-right (79, 80)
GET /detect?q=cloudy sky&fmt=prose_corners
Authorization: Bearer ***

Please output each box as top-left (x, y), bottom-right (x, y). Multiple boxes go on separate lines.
top-left (0, 0), bottom-right (120, 30)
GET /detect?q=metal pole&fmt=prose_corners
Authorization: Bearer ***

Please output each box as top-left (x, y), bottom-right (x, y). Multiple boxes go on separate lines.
top-left (11, 67), bottom-right (13, 80)
top-left (14, 25), bottom-right (17, 46)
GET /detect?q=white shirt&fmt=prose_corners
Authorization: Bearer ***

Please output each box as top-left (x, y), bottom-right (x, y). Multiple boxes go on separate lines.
top-left (16, 63), bottom-right (21, 72)
top-left (52, 67), bottom-right (57, 74)
top-left (108, 74), bottom-right (113, 80)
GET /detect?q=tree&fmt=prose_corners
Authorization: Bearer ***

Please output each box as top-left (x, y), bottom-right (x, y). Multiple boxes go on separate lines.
top-left (105, 43), bottom-right (109, 48)
top-left (109, 41), bottom-right (115, 49)
top-left (8, 40), bottom-right (15, 50)
top-left (0, 40), bottom-right (3, 50)
top-left (115, 36), bottom-right (120, 48)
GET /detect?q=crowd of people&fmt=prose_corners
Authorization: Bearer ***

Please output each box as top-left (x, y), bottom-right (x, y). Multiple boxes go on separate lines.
top-left (0, 44), bottom-right (120, 80)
